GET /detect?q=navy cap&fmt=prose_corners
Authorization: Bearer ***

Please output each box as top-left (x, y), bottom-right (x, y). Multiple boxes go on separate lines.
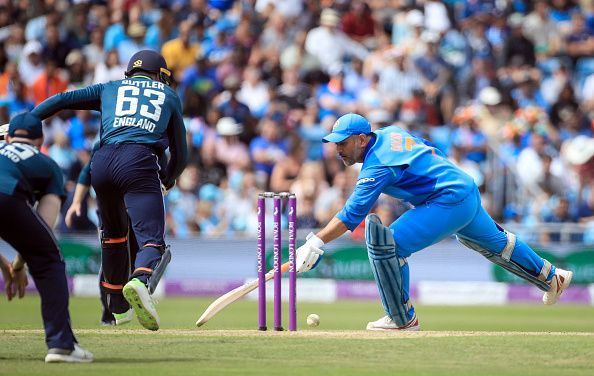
top-left (9, 113), bottom-right (43, 139)
top-left (322, 113), bottom-right (371, 143)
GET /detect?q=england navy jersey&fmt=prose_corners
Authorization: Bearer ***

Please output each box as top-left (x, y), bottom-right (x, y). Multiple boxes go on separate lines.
top-left (32, 76), bottom-right (187, 187)
top-left (337, 125), bottom-right (476, 230)
top-left (0, 141), bottom-right (65, 204)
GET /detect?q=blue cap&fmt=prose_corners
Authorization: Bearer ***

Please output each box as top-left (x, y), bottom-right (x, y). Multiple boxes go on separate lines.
top-left (322, 113), bottom-right (371, 143)
top-left (9, 113), bottom-right (43, 139)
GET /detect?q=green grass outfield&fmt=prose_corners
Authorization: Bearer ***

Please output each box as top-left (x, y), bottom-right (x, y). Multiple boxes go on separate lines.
top-left (1, 297), bottom-right (593, 375)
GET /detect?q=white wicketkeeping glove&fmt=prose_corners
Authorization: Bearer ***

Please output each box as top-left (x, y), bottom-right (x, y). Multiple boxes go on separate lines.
top-left (295, 232), bottom-right (325, 273)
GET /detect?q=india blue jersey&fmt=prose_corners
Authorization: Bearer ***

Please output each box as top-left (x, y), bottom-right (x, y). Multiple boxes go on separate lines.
top-left (337, 125), bottom-right (476, 230)
top-left (0, 141), bottom-right (65, 204)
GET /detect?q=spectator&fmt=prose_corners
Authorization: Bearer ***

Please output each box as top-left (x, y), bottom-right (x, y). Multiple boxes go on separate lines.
top-left (30, 59), bottom-right (68, 106)
top-left (117, 22), bottom-right (148, 65)
top-left (93, 49), bottom-right (126, 84)
top-left (305, 8), bottom-right (369, 74)
top-left (161, 20), bottom-right (201, 80)
top-left (249, 116), bottom-right (288, 188)
top-left (414, 33), bottom-right (455, 122)
top-left (144, 7), bottom-right (176, 51)
top-left (213, 117), bottom-right (251, 176)
top-left (565, 12), bottom-right (594, 63)
top-left (237, 65), bottom-right (270, 118)
top-left (270, 137), bottom-right (305, 193)
top-left (503, 13), bottom-right (536, 67)
top-left (42, 23), bottom-right (73, 68)
top-left (341, 1), bottom-right (375, 46)
top-left (316, 68), bottom-right (356, 121)
top-left (18, 40), bottom-right (44, 86)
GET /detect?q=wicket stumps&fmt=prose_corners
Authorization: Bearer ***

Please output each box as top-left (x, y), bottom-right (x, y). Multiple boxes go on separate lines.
top-left (257, 192), bottom-right (297, 331)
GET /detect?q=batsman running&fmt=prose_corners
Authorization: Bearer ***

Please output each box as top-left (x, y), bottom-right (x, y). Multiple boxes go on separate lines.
top-left (31, 50), bottom-right (187, 331)
top-left (295, 113), bottom-right (572, 331)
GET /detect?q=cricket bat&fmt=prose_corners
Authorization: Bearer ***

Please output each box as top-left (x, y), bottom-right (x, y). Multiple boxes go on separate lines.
top-left (195, 262), bottom-right (290, 327)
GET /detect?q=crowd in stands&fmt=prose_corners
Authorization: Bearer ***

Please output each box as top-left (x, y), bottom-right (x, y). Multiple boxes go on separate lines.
top-left (0, 0), bottom-right (593, 243)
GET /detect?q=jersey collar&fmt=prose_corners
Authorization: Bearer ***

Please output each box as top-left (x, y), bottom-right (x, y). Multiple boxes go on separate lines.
top-left (362, 133), bottom-right (377, 162)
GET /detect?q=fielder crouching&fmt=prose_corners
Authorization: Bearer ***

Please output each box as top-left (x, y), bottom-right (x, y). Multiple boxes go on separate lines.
top-left (295, 113), bottom-right (572, 331)
top-left (0, 113), bottom-right (92, 362)
top-left (30, 50), bottom-right (188, 331)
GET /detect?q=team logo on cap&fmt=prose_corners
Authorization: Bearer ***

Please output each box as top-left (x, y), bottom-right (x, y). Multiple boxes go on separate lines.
top-left (332, 120), bottom-right (340, 132)
top-left (133, 60), bottom-right (143, 68)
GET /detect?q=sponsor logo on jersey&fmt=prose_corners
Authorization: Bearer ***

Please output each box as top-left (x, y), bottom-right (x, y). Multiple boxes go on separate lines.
top-left (356, 177), bottom-right (375, 185)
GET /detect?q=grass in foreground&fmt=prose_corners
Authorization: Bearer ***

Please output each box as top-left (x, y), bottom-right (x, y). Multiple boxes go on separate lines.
top-left (1, 297), bottom-right (593, 376)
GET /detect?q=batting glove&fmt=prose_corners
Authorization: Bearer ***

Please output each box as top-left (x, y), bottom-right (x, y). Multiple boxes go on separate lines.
top-left (296, 232), bottom-right (324, 273)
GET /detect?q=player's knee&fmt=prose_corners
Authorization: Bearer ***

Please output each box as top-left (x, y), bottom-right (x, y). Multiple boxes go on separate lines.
top-left (365, 214), bottom-right (396, 259)
top-left (100, 232), bottom-right (128, 250)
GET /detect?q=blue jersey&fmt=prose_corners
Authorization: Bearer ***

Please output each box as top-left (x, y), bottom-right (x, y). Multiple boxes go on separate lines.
top-left (337, 125), bottom-right (476, 230)
top-left (0, 141), bottom-right (65, 204)
top-left (32, 76), bottom-right (187, 187)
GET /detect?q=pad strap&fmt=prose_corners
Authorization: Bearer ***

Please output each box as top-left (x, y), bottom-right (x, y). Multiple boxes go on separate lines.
top-left (538, 260), bottom-right (552, 282)
top-left (501, 232), bottom-right (516, 262)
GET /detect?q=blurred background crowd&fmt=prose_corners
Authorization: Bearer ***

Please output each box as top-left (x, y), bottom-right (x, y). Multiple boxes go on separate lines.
top-left (0, 0), bottom-right (593, 242)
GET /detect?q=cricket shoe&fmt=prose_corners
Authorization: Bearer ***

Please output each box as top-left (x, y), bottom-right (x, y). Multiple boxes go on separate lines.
top-left (113, 309), bottom-right (134, 326)
top-left (543, 268), bottom-right (573, 305)
top-left (123, 278), bottom-right (160, 331)
top-left (45, 343), bottom-right (93, 363)
top-left (366, 313), bottom-right (420, 331)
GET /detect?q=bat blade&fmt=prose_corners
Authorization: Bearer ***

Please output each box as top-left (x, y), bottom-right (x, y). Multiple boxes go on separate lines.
top-left (195, 262), bottom-right (290, 327)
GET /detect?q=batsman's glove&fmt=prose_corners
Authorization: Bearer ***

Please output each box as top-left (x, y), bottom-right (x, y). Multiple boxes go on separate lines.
top-left (295, 232), bottom-right (324, 273)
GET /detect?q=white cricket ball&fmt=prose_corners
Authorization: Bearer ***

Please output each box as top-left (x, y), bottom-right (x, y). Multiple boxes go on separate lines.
top-left (306, 314), bottom-right (320, 327)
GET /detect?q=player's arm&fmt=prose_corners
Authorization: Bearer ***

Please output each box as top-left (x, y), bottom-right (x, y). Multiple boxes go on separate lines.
top-left (37, 194), bottom-right (62, 229)
top-left (296, 166), bottom-right (398, 273)
top-left (333, 166), bottom-right (399, 233)
top-left (40, 159), bottom-right (67, 228)
top-left (31, 84), bottom-right (104, 120)
top-left (162, 97), bottom-right (188, 189)
top-left (65, 141), bottom-right (98, 227)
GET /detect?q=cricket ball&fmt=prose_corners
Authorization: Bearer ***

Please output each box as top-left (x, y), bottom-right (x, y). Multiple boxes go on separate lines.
top-left (306, 314), bottom-right (320, 327)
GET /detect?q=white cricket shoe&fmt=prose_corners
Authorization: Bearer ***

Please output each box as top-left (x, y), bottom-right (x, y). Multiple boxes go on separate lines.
top-left (113, 309), bottom-right (134, 326)
top-left (366, 314), bottom-right (420, 331)
top-left (45, 343), bottom-right (93, 363)
top-left (543, 268), bottom-right (573, 305)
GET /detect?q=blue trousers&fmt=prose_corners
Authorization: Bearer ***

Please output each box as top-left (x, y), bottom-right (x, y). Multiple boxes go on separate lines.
top-left (389, 187), bottom-right (554, 320)
top-left (0, 193), bottom-right (76, 349)
top-left (91, 144), bottom-right (165, 312)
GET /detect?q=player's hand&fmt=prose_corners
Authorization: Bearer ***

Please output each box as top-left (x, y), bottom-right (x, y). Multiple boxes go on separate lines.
top-left (296, 232), bottom-right (325, 273)
top-left (65, 201), bottom-right (82, 228)
top-left (1, 262), bottom-right (14, 301)
top-left (10, 266), bottom-right (28, 299)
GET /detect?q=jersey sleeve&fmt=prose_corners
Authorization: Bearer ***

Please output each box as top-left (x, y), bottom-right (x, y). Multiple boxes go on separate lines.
top-left (336, 166), bottom-right (401, 231)
top-left (162, 95), bottom-right (188, 188)
top-left (44, 158), bottom-right (66, 200)
top-left (32, 84), bottom-right (105, 120)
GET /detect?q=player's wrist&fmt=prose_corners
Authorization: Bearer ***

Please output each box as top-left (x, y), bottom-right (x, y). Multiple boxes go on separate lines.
top-left (306, 232), bottom-right (324, 248)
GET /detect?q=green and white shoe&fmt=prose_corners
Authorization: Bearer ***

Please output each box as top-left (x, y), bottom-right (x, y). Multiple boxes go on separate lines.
top-left (123, 278), bottom-right (160, 331)
top-left (113, 309), bottom-right (133, 326)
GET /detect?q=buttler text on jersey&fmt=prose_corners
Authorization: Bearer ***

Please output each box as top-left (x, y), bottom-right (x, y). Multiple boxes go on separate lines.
top-left (113, 79), bottom-right (167, 133)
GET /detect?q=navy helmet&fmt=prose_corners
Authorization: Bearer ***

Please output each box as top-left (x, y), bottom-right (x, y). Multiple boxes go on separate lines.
top-left (125, 50), bottom-right (172, 85)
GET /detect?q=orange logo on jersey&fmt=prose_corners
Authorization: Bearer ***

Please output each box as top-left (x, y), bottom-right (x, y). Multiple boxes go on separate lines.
top-left (133, 60), bottom-right (143, 68)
